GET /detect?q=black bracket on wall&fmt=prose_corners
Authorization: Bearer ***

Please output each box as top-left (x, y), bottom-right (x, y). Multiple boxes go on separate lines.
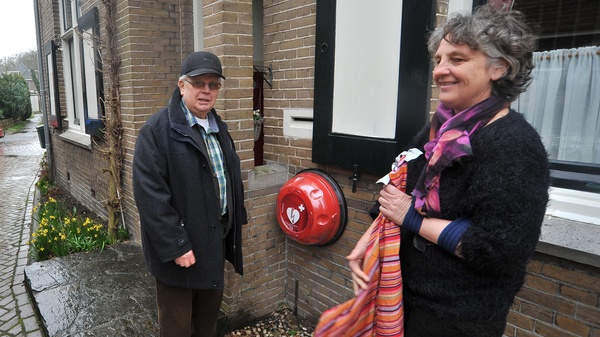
top-left (253, 65), bottom-right (273, 88)
top-left (349, 164), bottom-right (360, 193)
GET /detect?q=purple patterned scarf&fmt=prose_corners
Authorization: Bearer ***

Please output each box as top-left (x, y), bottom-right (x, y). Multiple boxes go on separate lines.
top-left (412, 96), bottom-right (509, 217)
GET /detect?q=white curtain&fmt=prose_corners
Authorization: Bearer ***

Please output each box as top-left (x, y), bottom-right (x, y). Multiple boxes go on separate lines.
top-left (513, 46), bottom-right (600, 164)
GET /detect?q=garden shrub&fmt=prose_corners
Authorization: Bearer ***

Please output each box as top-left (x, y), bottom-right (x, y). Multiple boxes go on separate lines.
top-left (0, 73), bottom-right (32, 121)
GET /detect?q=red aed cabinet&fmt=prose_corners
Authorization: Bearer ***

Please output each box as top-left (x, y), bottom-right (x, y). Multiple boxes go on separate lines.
top-left (276, 169), bottom-right (347, 245)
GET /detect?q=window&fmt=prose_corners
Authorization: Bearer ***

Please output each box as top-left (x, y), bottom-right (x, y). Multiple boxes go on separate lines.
top-left (312, 1), bottom-right (434, 176)
top-left (59, 2), bottom-right (103, 142)
top-left (509, 0), bottom-right (600, 195)
top-left (449, 0), bottom-right (600, 224)
top-left (45, 40), bottom-right (61, 129)
top-left (470, 0), bottom-right (600, 224)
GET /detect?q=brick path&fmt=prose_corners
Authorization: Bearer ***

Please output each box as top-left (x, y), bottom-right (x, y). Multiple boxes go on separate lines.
top-left (0, 115), bottom-right (46, 337)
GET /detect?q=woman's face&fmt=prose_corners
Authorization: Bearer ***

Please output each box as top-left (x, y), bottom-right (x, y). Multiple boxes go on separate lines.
top-left (432, 37), bottom-right (506, 112)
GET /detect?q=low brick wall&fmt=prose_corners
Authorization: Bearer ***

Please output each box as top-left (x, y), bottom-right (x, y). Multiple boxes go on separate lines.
top-left (506, 253), bottom-right (600, 337)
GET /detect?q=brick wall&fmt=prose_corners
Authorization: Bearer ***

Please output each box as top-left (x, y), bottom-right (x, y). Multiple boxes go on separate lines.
top-left (117, 0), bottom-right (199, 241)
top-left (34, 0), bottom-right (107, 223)
top-left (50, 135), bottom-right (110, 220)
top-left (505, 253), bottom-right (600, 337)
top-left (38, 0), bottom-right (196, 239)
top-left (262, 0), bottom-right (316, 170)
top-left (202, 0), bottom-right (288, 325)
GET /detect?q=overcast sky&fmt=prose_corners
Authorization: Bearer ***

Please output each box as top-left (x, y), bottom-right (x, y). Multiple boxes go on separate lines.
top-left (0, 1), bottom-right (38, 59)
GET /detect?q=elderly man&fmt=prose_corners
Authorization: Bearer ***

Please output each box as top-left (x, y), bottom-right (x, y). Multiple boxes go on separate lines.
top-left (133, 51), bottom-right (247, 337)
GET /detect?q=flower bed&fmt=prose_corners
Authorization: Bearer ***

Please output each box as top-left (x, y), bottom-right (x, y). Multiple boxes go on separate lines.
top-left (29, 167), bottom-right (128, 261)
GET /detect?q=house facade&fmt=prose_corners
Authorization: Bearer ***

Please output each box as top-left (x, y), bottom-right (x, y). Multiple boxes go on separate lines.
top-left (34, 0), bottom-right (600, 335)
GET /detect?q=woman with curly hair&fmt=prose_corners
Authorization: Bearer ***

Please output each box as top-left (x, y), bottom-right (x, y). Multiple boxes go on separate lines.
top-left (347, 5), bottom-right (549, 336)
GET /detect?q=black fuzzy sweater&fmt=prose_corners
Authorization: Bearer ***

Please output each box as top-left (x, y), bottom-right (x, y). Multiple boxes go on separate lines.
top-left (401, 110), bottom-right (549, 336)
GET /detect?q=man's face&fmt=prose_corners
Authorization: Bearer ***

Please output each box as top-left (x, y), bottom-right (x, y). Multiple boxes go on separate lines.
top-left (178, 74), bottom-right (222, 119)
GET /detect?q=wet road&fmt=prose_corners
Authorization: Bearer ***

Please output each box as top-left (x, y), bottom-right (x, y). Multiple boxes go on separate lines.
top-left (0, 114), bottom-right (46, 336)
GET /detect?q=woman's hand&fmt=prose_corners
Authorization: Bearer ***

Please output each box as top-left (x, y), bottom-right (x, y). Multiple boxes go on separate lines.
top-left (378, 184), bottom-right (412, 225)
top-left (347, 222), bottom-right (375, 296)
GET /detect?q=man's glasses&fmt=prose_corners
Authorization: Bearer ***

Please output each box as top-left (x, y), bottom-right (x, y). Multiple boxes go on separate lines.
top-left (184, 79), bottom-right (222, 90)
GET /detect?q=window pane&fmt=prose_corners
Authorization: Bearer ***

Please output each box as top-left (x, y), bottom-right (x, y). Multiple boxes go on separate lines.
top-left (76, 0), bottom-right (82, 18)
top-left (331, 0), bottom-right (402, 139)
top-left (62, 0), bottom-right (73, 30)
top-left (67, 38), bottom-right (81, 125)
top-left (46, 53), bottom-right (56, 116)
top-left (517, 0), bottom-right (599, 50)
top-left (82, 29), bottom-right (98, 119)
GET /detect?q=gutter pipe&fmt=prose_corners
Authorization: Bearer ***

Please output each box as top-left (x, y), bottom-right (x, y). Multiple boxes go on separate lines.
top-left (33, 0), bottom-right (53, 176)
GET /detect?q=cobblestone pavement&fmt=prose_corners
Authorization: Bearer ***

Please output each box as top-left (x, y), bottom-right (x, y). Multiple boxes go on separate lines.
top-left (0, 115), bottom-right (46, 337)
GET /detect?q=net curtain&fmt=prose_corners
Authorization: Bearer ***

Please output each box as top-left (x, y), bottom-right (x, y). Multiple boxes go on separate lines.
top-left (514, 46), bottom-right (600, 164)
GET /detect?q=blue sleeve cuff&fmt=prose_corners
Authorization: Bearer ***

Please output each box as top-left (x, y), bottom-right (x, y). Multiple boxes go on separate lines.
top-left (438, 217), bottom-right (471, 255)
top-left (402, 201), bottom-right (424, 233)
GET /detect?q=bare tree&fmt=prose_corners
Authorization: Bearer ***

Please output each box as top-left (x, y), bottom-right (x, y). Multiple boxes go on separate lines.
top-left (99, 0), bottom-right (124, 241)
top-left (0, 50), bottom-right (38, 74)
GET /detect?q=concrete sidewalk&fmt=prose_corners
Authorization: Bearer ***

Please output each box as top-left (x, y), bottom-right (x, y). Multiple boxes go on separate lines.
top-left (24, 241), bottom-right (159, 337)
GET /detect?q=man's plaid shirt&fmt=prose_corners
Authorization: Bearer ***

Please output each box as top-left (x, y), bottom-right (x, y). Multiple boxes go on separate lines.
top-left (181, 101), bottom-right (227, 215)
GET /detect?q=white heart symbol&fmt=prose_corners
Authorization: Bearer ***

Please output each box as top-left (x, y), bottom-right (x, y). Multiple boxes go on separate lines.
top-left (286, 207), bottom-right (300, 225)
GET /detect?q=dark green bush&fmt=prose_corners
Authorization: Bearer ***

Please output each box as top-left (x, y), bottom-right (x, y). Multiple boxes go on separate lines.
top-left (0, 73), bottom-right (32, 121)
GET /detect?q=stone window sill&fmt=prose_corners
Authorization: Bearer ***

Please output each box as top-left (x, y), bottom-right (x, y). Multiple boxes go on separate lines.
top-left (538, 215), bottom-right (600, 268)
top-left (58, 130), bottom-right (92, 150)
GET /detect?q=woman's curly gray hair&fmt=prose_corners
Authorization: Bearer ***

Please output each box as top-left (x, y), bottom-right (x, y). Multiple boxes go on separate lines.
top-left (427, 5), bottom-right (537, 101)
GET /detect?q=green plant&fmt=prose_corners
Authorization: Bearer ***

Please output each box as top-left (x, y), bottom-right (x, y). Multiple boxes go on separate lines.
top-left (0, 73), bottom-right (32, 121)
top-left (36, 153), bottom-right (53, 196)
top-left (116, 225), bottom-right (130, 241)
top-left (253, 109), bottom-right (262, 121)
top-left (28, 197), bottom-right (114, 261)
top-left (29, 143), bottom-right (130, 261)
top-left (7, 120), bottom-right (29, 132)
top-left (36, 174), bottom-right (52, 196)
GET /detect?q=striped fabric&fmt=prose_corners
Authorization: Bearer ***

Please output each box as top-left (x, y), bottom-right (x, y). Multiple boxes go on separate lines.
top-left (314, 160), bottom-right (407, 337)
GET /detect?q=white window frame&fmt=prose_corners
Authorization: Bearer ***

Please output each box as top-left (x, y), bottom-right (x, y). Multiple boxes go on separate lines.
top-left (193, 0), bottom-right (204, 51)
top-left (312, 1), bottom-right (433, 174)
top-left (59, 1), bottom-right (101, 147)
top-left (448, 0), bottom-right (472, 17)
top-left (45, 40), bottom-right (62, 129)
top-left (547, 187), bottom-right (600, 226)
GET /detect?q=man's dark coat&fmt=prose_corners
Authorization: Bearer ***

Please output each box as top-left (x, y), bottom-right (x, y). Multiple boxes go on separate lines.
top-left (133, 88), bottom-right (246, 289)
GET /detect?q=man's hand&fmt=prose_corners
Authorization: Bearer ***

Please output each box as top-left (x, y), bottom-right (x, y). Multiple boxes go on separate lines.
top-left (174, 250), bottom-right (196, 268)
